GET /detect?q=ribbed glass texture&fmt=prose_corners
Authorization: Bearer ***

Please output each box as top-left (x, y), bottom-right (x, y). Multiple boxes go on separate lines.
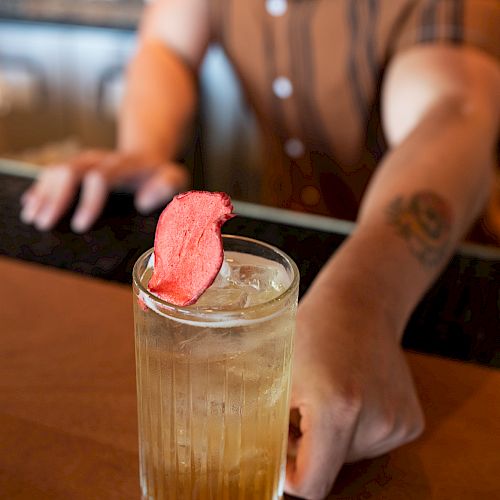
top-left (133, 236), bottom-right (299, 500)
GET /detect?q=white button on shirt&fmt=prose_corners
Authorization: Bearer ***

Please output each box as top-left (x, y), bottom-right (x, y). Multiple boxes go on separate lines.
top-left (284, 138), bottom-right (305, 159)
top-left (266, 0), bottom-right (288, 17)
top-left (272, 77), bottom-right (293, 99)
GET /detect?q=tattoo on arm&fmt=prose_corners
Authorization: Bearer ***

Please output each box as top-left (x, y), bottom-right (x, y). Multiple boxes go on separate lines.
top-left (387, 191), bottom-right (452, 268)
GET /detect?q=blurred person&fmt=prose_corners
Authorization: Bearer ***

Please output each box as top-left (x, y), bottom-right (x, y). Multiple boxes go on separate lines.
top-left (20, 1), bottom-right (500, 498)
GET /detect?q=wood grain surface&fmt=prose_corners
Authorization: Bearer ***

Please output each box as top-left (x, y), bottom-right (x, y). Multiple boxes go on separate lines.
top-left (1, 257), bottom-right (499, 499)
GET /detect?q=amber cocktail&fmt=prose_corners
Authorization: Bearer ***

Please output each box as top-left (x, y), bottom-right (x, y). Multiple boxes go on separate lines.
top-left (133, 235), bottom-right (299, 499)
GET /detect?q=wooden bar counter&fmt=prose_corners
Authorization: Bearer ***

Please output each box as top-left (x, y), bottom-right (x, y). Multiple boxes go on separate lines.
top-left (1, 257), bottom-right (499, 499)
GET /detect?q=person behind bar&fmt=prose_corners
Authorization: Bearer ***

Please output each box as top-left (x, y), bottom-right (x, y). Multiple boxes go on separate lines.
top-left (20, 1), bottom-right (500, 498)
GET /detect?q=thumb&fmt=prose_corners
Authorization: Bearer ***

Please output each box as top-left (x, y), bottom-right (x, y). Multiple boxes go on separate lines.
top-left (134, 162), bottom-right (189, 214)
top-left (285, 401), bottom-right (356, 500)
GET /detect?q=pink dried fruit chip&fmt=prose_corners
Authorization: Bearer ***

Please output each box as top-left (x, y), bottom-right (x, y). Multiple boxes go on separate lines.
top-left (148, 191), bottom-right (234, 306)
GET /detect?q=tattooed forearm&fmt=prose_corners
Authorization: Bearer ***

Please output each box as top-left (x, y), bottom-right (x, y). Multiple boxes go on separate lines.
top-left (387, 191), bottom-right (452, 268)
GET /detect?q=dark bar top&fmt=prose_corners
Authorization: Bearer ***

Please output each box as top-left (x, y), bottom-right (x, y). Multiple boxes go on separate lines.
top-left (1, 169), bottom-right (499, 367)
top-left (0, 0), bottom-right (142, 29)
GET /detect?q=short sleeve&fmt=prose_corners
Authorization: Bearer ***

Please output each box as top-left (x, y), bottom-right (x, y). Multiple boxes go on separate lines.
top-left (390, 0), bottom-right (500, 63)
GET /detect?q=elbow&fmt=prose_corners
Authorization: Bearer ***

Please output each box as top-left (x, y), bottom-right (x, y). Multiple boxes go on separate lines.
top-left (385, 92), bottom-right (499, 150)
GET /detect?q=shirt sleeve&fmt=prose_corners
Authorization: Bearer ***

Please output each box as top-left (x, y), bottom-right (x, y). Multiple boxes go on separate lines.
top-left (390, 0), bottom-right (500, 63)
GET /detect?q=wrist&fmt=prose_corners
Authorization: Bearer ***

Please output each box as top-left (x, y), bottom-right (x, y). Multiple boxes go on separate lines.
top-left (312, 231), bottom-right (418, 340)
top-left (300, 274), bottom-right (404, 350)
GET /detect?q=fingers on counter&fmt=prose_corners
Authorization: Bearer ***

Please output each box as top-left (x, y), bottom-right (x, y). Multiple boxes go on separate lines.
top-left (20, 166), bottom-right (79, 231)
top-left (19, 157), bottom-right (189, 232)
top-left (135, 162), bottom-right (187, 214)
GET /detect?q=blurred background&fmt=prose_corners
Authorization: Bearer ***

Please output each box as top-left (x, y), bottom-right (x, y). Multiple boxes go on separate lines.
top-left (0, 0), bottom-right (261, 199)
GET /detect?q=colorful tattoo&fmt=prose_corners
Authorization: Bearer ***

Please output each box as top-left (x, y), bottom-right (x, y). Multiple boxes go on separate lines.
top-left (387, 191), bottom-right (452, 268)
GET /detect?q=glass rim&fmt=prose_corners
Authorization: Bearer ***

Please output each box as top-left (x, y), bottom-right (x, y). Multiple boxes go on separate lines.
top-left (132, 234), bottom-right (300, 322)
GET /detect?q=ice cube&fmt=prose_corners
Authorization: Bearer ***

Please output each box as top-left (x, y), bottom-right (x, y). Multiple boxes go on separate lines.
top-left (189, 252), bottom-right (291, 310)
top-left (233, 263), bottom-right (288, 293)
top-left (194, 287), bottom-right (249, 310)
top-left (219, 259), bottom-right (231, 280)
top-left (210, 259), bottom-right (233, 289)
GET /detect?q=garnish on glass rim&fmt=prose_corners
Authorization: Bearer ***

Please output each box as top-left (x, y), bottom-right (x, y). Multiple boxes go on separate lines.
top-left (147, 191), bottom-right (234, 306)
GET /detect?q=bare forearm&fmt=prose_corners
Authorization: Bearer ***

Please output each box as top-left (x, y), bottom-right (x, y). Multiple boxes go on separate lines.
top-left (314, 99), bottom-right (498, 337)
top-left (118, 40), bottom-right (197, 162)
top-left (361, 95), bottom-right (498, 241)
top-left (117, 0), bottom-right (210, 162)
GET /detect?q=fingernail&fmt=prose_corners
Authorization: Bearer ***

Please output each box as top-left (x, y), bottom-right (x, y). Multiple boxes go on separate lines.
top-left (136, 196), bottom-right (158, 214)
top-left (71, 213), bottom-right (89, 233)
top-left (136, 189), bottom-right (173, 214)
top-left (34, 209), bottom-right (54, 231)
top-left (20, 202), bottom-right (36, 224)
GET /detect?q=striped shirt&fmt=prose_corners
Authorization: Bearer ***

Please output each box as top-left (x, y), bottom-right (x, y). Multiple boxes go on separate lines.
top-left (209, 0), bottom-right (500, 220)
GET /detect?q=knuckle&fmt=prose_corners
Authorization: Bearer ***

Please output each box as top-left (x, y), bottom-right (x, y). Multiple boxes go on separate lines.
top-left (374, 411), bottom-right (398, 442)
top-left (49, 166), bottom-right (79, 187)
top-left (47, 163), bottom-right (72, 176)
top-left (61, 165), bottom-right (78, 178)
top-left (85, 168), bottom-right (108, 185)
top-left (44, 164), bottom-right (63, 175)
top-left (322, 388), bottom-right (362, 429)
top-left (72, 149), bottom-right (106, 171)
